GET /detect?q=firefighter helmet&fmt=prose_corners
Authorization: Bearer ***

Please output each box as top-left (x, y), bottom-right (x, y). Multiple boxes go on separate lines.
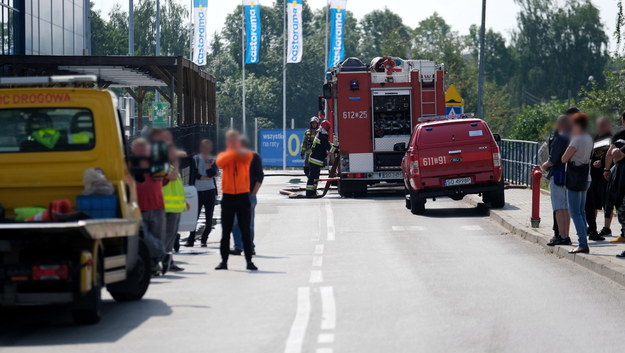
top-left (310, 117), bottom-right (320, 125)
top-left (321, 120), bottom-right (332, 131)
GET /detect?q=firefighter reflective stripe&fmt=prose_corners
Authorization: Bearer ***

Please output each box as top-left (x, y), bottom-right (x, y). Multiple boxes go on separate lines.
top-left (163, 174), bottom-right (186, 213)
top-left (32, 129), bottom-right (60, 149)
top-left (306, 185), bottom-right (316, 191)
top-left (330, 145), bottom-right (338, 153)
top-left (309, 157), bottom-right (324, 166)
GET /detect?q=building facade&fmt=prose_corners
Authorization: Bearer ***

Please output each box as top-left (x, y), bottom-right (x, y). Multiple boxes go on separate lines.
top-left (1, 0), bottom-right (90, 56)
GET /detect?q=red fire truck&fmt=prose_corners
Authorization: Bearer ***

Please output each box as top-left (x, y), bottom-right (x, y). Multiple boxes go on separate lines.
top-left (322, 57), bottom-right (446, 197)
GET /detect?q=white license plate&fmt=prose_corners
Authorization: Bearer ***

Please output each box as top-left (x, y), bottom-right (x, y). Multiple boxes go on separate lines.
top-left (444, 177), bottom-right (472, 186)
top-left (380, 171), bottom-right (402, 179)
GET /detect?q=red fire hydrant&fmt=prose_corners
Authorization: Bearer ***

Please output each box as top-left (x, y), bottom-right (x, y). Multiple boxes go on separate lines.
top-left (531, 166), bottom-right (543, 228)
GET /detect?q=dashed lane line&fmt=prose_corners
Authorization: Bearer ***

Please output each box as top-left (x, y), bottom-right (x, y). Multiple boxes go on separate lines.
top-left (320, 286), bottom-right (336, 330)
top-left (392, 225), bottom-right (427, 231)
top-left (310, 270), bottom-right (324, 283)
top-left (314, 244), bottom-right (325, 255)
top-left (460, 225), bottom-right (483, 231)
top-left (316, 349), bottom-right (333, 353)
top-left (312, 255), bottom-right (323, 267)
top-left (325, 200), bottom-right (336, 241)
top-left (284, 287), bottom-right (312, 353)
top-left (317, 333), bottom-right (335, 343)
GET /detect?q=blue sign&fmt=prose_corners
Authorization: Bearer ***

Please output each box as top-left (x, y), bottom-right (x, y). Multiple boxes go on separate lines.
top-left (446, 106), bottom-right (464, 116)
top-left (328, 0), bottom-right (347, 68)
top-left (244, 1), bottom-right (261, 64)
top-left (259, 129), bottom-right (307, 167)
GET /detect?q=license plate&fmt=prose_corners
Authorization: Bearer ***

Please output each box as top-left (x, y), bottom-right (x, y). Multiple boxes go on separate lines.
top-left (380, 171), bottom-right (402, 179)
top-left (444, 177), bottom-right (472, 186)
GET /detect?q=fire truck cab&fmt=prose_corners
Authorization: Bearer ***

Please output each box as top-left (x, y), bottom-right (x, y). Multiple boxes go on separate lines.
top-left (322, 57), bottom-right (446, 197)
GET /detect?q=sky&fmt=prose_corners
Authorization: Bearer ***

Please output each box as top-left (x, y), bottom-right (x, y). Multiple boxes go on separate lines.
top-left (92, 0), bottom-right (621, 49)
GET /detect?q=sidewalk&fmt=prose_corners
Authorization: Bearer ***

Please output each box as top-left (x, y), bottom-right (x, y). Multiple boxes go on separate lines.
top-left (465, 188), bottom-right (625, 287)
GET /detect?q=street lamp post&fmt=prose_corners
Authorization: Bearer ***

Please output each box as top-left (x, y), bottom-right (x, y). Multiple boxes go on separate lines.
top-left (477, 0), bottom-right (487, 120)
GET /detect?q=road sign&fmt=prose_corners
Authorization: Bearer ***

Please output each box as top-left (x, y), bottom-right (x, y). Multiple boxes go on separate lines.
top-left (446, 106), bottom-right (464, 116)
top-left (152, 103), bottom-right (169, 128)
top-left (445, 84), bottom-right (464, 107)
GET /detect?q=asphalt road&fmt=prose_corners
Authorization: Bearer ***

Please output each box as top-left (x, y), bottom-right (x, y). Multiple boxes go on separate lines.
top-left (2, 175), bottom-right (625, 353)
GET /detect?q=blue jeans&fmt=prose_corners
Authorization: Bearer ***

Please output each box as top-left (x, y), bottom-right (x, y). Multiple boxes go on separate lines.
top-left (233, 194), bottom-right (257, 250)
top-left (567, 182), bottom-right (591, 248)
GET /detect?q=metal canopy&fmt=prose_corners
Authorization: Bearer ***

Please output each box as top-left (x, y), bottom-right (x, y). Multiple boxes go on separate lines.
top-left (1, 55), bottom-right (217, 128)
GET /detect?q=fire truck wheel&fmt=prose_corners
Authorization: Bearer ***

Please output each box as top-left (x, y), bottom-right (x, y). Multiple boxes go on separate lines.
top-left (107, 241), bottom-right (151, 302)
top-left (410, 191), bottom-right (426, 215)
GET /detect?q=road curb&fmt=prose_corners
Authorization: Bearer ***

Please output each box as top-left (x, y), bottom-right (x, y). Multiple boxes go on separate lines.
top-left (464, 196), bottom-right (625, 288)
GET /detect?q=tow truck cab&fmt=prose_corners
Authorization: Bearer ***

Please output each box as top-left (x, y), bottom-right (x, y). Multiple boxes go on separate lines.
top-left (0, 76), bottom-right (157, 325)
top-left (401, 117), bottom-right (505, 215)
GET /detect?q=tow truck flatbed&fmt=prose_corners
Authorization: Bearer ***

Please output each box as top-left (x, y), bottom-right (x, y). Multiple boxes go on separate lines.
top-left (0, 219), bottom-right (140, 239)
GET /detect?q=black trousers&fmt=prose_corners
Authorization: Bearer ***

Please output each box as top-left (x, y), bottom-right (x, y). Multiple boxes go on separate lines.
top-left (188, 189), bottom-right (217, 244)
top-left (306, 164), bottom-right (321, 197)
top-left (585, 177), bottom-right (607, 233)
top-left (220, 193), bottom-right (253, 263)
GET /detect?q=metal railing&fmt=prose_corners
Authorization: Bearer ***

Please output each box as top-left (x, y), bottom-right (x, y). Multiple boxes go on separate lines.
top-left (500, 139), bottom-right (541, 186)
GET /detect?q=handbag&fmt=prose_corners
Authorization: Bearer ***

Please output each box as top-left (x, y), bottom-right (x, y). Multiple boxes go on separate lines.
top-left (552, 164), bottom-right (566, 186)
top-left (565, 162), bottom-right (589, 191)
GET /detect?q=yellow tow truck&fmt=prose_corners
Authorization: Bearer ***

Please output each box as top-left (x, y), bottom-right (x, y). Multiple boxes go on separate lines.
top-left (0, 76), bottom-right (164, 324)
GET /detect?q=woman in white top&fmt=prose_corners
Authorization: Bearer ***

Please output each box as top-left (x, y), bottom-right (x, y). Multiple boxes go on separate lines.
top-left (561, 113), bottom-right (593, 254)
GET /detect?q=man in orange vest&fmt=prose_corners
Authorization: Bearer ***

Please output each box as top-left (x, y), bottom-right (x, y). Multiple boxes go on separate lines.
top-left (215, 130), bottom-right (257, 271)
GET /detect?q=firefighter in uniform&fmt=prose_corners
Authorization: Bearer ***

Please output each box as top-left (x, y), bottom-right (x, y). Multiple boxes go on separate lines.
top-left (306, 120), bottom-right (337, 198)
top-left (301, 117), bottom-right (320, 177)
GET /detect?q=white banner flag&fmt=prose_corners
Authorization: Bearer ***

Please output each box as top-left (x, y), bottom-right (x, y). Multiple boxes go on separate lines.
top-left (193, 0), bottom-right (208, 66)
top-left (286, 0), bottom-right (303, 63)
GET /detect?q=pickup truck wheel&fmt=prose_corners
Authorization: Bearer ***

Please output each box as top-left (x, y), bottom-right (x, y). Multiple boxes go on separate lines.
top-left (72, 254), bottom-right (103, 325)
top-left (484, 182), bottom-right (505, 209)
top-left (410, 191), bottom-right (426, 215)
top-left (107, 242), bottom-right (151, 302)
top-left (404, 187), bottom-right (411, 209)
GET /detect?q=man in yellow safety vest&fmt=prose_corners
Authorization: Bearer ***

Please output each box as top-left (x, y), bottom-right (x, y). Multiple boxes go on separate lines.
top-left (162, 144), bottom-right (187, 272)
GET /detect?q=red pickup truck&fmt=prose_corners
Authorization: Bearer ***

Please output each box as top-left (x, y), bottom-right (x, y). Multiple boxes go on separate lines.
top-left (401, 117), bottom-right (505, 215)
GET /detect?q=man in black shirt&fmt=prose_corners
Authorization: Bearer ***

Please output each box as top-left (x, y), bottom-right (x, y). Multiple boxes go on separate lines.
top-left (586, 117), bottom-right (612, 241)
top-left (606, 111), bottom-right (625, 247)
top-left (231, 138), bottom-right (264, 255)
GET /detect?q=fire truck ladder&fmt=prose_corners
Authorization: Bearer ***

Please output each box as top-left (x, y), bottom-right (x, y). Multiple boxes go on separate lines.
top-left (419, 71), bottom-right (438, 118)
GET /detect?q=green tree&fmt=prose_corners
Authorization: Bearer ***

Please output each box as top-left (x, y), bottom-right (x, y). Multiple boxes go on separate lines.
top-left (467, 25), bottom-right (517, 88)
top-left (358, 9), bottom-right (411, 60)
top-left (412, 13), bottom-right (465, 75)
top-left (510, 100), bottom-right (569, 141)
top-left (513, 0), bottom-right (608, 102)
top-left (90, 3), bottom-right (128, 55)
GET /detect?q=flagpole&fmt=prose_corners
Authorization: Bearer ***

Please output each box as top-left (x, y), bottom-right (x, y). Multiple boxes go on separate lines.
top-left (324, 0), bottom-right (329, 73)
top-left (282, 0), bottom-right (287, 170)
top-left (242, 4), bottom-right (247, 135)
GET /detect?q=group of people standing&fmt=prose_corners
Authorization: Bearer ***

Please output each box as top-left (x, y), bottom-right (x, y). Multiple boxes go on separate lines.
top-left (544, 108), bottom-right (625, 257)
top-left (130, 128), bottom-right (263, 273)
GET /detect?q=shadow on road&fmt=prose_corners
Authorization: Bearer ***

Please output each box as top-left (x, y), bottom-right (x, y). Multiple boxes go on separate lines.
top-left (0, 299), bottom-right (171, 347)
top-left (420, 204), bottom-right (490, 219)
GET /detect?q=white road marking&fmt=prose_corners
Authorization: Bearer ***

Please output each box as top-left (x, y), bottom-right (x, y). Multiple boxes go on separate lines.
top-left (310, 270), bottom-right (323, 283)
top-left (325, 200), bottom-right (335, 241)
top-left (320, 286), bottom-right (336, 330)
top-left (316, 349), bottom-right (333, 353)
top-left (392, 226), bottom-right (426, 231)
top-left (284, 287), bottom-right (311, 353)
top-left (312, 255), bottom-right (323, 267)
top-left (461, 225), bottom-right (483, 231)
top-left (317, 333), bottom-right (335, 343)
top-left (315, 244), bottom-right (325, 255)
top-left (311, 232), bottom-right (320, 241)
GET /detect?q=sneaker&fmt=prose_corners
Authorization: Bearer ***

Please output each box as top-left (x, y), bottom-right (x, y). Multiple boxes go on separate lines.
top-left (547, 236), bottom-right (572, 246)
top-left (229, 249), bottom-right (242, 256)
top-left (610, 235), bottom-right (625, 243)
top-left (200, 243), bottom-right (208, 248)
top-left (246, 262), bottom-right (258, 271)
top-left (598, 227), bottom-right (612, 237)
top-left (215, 262), bottom-right (228, 270)
top-left (588, 232), bottom-right (605, 241)
top-left (170, 263), bottom-right (185, 272)
top-left (184, 243), bottom-right (195, 248)
top-left (616, 251), bottom-right (625, 258)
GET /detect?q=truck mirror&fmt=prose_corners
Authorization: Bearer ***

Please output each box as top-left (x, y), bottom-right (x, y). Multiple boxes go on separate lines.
top-left (323, 84), bottom-right (332, 99)
top-left (493, 134), bottom-right (502, 143)
top-left (318, 97), bottom-right (325, 112)
top-left (394, 142), bottom-right (407, 152)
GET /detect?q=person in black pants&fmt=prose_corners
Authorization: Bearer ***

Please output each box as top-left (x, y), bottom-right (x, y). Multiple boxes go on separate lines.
top-left (214, 130), bottom-right (257, 271)
top-left (186, 139), bottom-right (218, 247)
top-left (586, 117), bottom-right (612, 241)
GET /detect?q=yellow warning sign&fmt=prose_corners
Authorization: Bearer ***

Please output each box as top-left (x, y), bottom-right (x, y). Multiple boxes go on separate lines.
top-left (445, 84), bottom-right (464, 107)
